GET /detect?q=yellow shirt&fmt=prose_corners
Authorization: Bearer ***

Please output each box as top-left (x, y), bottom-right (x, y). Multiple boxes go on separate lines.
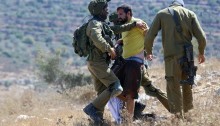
top-left (122, 17), bottom-right (147, 59)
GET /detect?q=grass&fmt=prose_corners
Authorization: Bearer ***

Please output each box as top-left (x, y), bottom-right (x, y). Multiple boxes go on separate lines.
top-left (0, 59), bottom-right (220, 126)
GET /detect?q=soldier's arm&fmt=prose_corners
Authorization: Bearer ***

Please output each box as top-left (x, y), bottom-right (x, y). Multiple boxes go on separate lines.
top-left (191, 12), bottom-right (206, 55)
top-left (87, 20), bottom-right (112, 53)
top-left (110, 22), bottom-right (136, 34)
top-left (144, 13), bottom-right (161, 55)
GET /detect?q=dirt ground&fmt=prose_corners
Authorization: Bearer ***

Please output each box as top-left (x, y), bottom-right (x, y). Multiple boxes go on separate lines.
top-left (0, 59), bottom-right (220, 126)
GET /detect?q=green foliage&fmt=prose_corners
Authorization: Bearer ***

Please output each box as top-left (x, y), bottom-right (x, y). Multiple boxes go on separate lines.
top-left (22, 36), bottom-right (35, 45)
top-left (2, 51), bottom-right (12, 58)
top-left (58, 72), bottom-right (92, 90)
top-left (36, 50), bottom-right (92, 91)
top-left (0, 0), bottom-right (219, 70)
top-left (208, 0), bottom-right (218, 6)
top-left (36, 51), bottom-right (61, 83)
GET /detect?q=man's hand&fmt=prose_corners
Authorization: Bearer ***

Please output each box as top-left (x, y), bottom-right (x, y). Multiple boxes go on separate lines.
top-left (146, 54), bottom-right (153, 61)
top-left (109, 47), bottom-right (117, 60)
top-left (198, 54), bottom-right (205, 64)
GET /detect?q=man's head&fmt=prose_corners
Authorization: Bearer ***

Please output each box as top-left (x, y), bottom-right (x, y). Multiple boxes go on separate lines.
top-left (88, 0), bottom-right (110, 20)
top-left (172, 0), bottom-right (185, 7)
top-left (117, 4), bottom-right (132, 24)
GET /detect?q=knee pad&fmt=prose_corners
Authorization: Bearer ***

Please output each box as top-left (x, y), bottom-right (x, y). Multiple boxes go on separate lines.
top-left (108, 81), bottom-right (123, 97)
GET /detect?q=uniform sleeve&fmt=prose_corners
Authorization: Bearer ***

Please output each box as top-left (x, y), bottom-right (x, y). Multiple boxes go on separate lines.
top-left (144, 13), bottom-right (161, 55)
top-left (87, 20), bottom-right (111, 53)
top-left (110, 22), bottom-right (136, 34)
top-left (137, 20), bottom-right (149, 36)
top-left (191, 13), bottom-right (206, 55)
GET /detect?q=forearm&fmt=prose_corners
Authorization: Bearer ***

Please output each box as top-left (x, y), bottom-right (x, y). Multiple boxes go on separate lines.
top-left (111, 22), bottom-right (136, 34)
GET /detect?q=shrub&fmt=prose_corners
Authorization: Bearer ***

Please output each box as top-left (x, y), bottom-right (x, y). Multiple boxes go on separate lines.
top-left (36, 50), bottom-right (92, 92)
top-left (22, 36), bottom-right (35, 45)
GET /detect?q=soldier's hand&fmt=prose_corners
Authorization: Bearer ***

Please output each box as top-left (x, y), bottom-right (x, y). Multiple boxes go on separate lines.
top-left (116, 39), bottom-right (123, 45)
top-left (146, 54), bottom-right (153, 61)
top-left (136, 21), bottom-right (148, 30)
top-left (109, 47), bottom-right (117, 60)
top-left (198, 54), bottom-right (205, 64)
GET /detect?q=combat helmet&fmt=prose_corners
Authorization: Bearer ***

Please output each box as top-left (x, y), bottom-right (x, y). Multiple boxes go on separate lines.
top-left (109, 12), bottom-right (118, 22)
top-left (88, 0), bottom-right (111, 16)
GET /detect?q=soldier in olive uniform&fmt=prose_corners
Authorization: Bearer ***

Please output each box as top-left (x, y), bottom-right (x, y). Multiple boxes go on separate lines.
top-left (83, 0), bottom-right (123, 124)
top-left (108, 12), bottom-right (169, 120)
top-left (144, 0), bottom-right (206, 118)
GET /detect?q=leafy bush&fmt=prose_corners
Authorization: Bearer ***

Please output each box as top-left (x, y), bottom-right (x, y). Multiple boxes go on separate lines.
top-left (22, 36), bottom-right (35, 45)
top-left (36, 50), bottom-right (92, 92)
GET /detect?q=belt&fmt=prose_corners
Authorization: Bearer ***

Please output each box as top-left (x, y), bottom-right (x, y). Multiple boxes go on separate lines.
top-left (125, 57), bottom-right (144, 64)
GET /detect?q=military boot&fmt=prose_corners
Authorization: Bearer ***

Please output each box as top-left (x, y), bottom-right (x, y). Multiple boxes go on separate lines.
top-left (83, 103), bottom-right (104, 125)
top-left (133, 101), bottom-right (146, 120)
top-left (133, 101), bottom-right (156, 120)
top-left (109, 81), bottom-right (123, 97)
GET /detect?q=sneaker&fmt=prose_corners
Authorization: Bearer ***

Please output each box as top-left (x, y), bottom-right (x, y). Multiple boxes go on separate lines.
top-left (110, 81), bottom-right (123, 97)
top-left (83, 103), bottom-right (104, 124)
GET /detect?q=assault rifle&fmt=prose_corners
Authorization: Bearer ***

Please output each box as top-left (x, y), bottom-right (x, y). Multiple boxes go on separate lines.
top-left (179, 44), bottom-right (197, 85)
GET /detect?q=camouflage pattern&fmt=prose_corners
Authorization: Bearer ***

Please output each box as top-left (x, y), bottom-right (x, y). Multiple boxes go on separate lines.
top-left (86, 1), bottom-right (120, 113)
top-left (88, 0), bottom-right (110, 16)
top-left (145, 4), bottom-right (206, 116)
top-left (109, 12), bottom-right (118, 23)
top-left (86, 19), bottom-right (113, 62)
top-left (86, 19), bottom-right (118, 112)
top-left (72, 21), bottom-right (91, 57)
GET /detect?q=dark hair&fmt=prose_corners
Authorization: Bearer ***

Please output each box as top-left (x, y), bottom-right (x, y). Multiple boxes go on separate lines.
top-left (117, 4), bottom-right (132, 17)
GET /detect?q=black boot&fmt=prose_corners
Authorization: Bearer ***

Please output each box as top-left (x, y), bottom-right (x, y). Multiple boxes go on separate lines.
top-left (83, 103), bottom-right (104, 125)
top-left (133, 101), bottom-right (146, 120)
top-left (133, 102), bottom-right (156, 120)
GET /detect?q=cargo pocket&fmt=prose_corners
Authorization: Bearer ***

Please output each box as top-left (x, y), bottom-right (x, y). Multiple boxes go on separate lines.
top-left (165, 57), bottom-right (174, 77)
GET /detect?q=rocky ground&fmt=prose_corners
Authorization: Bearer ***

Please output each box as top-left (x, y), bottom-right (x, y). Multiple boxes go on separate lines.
top-left (0, 59), bottom-right (220, 126)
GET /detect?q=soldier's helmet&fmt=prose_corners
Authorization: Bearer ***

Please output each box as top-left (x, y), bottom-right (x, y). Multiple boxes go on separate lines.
top-left (109, 12), bottom-right (118, 22)
top-left (88, 0), bottom-right (111, 16)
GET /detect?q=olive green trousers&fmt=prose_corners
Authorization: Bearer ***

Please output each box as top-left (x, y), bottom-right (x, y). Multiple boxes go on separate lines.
top-left (165, 56), bottom-right (193, 116)
top-left (141, 66), bottom-right (169, 111)
top-left (87, 61), bottom-right (119, 113)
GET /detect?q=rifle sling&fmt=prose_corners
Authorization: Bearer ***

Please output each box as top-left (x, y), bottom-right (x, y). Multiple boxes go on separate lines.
top-left (168, 7), bottom-right (190, 43)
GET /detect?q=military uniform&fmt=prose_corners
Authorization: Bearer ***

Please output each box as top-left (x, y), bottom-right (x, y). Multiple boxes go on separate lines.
top-left (145, 2), bottom-right (206, 116)
top-left (86, 17), bottom-right (120, 115)
top-left (141, 64), bottom-right (169, 111)
top-left (83, 0), bottom-right (123, 124)
top-left (110, 22), bottom-right (137, 41)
